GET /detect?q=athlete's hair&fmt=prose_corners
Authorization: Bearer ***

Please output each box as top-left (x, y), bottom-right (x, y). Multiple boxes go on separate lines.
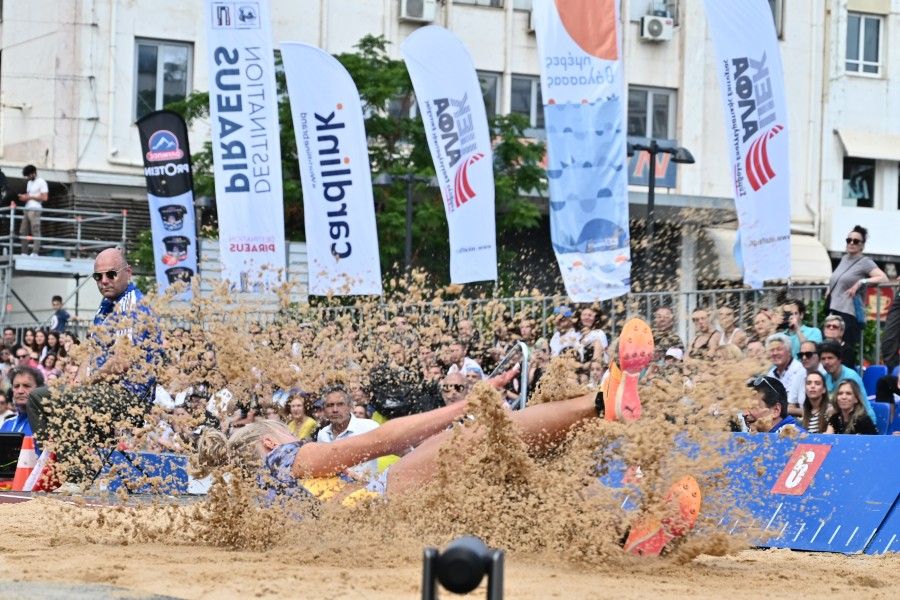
top-left (195, 419), bottom-right (293, 476)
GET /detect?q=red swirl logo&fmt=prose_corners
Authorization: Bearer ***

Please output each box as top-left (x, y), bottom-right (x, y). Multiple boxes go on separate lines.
top-left (453, 152), bottom-right (485, 207)
top-left (745, 124), bottom-right (783, 192)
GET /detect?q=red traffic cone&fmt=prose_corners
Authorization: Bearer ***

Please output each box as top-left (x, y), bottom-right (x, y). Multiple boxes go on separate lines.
top-left (11, 436), bottom-right (38, 491)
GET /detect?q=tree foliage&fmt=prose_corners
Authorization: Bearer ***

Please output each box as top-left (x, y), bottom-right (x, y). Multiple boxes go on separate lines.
top-left (166, 35), bottom-right (545, 284)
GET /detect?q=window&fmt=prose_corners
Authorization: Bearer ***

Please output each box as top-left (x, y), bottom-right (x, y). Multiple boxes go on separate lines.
top-left (134, 39), bottom-right (192, 120)
top-left (843, 157), bottom-right (875, 208)
top-left (455, 0), bottom-right (504, 7)
top-left (846, 13), bottom-right (882, 75)
top-left (510, 75), bottom-right (544, 132)
top-left (627, 87), bottom-right (676, 139)
top-left (768, 0), bottom-right (784, 38)
top-left (477, 71), bottom-right (500, 118)
top-left (513, 0), bottom-right (532, 8)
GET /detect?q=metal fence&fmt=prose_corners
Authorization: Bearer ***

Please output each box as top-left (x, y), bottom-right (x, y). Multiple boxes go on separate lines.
top-left (4, 283), bottom-right (898, 364)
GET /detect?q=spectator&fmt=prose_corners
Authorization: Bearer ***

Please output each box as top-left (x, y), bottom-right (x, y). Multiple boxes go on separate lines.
top-left (456, 319), bottom-right (482, 357)
top-left (38, 353), bottom-right (61, 381)
top-left (825, 225), bottom-right (887, 355)
top-left (797, 340), bottom-right (825, 375)
top-left (688, 308), bottom-right (720, 359)
top-left (880, 291), bottom-right (900, 370)
top-left (743, 375), bottom-right (804, 434)
top-left (0, 347), bottom-right (12, 385)
top-left (0, 390), bottom-right (13, 425)
top-left (22, 328), bottom-right (35, 352)
top-left (651, 306), bottom-right (684, 361)
top-left (716, 305), bottom-right (748, 350)
top-left (284, 390), bottom-right (317, 440)
top-left (49, 295), bottom-right (70, 332)
top-left (45, 331), bottom-right (61, 359)
top-left (445, 339), bottom-right (481, 376)
top-left (463, 363), bottom-right (485, 384)
top-left (2, 327), bottom-right (16, 350)
top-left (781, 299), bottom-right (822, 358)
top-left (34, 329), bottom-right (48, 361)
top-left (59, 331), bottom-right (80, 359)
top-left (765, 333), bottom-right (805, 416)
top-left (800, 371), bottom-right (830, 434)
top-left (439, 372), bottom-right (469, 406)
top-left (577, 306), bottom-right (608, 365)
top-left (817, 340), bottom-right (874, 422)
top-left (746, 308), bottom-right (777, 358)
top-left (17, 164), bottom-right (48, 256)
top-left (520, 337), bottom-right (550, 398)
top-left (0, 366), bottom-right (44, 436)
top-left (13, 345), bottom-right (37, 369)
top-left (587, 359), bottom-right (605, 389)
top-left (825, 380), bottom-right (877, 435)
top-left (352, 404), bottom-right (367, 419)
top-left (316, 385), bottom-right (380, 481)
top-left (549, 305), bottom-right (581, 357)
top-left (514, 318), bottom-right (538, 346)
top-left (820, 314), bottom-right (856, 370)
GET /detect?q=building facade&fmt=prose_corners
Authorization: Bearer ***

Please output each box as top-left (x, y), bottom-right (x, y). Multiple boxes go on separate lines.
top-left (0, 0), bottom-right (897, 320)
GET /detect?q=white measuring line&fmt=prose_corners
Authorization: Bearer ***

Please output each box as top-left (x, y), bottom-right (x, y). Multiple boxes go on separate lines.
top-left (863, 528), bottom-right (878, 551)
top-left (828, 525), bottom-right (842, 545)
top-left (777, 522), bottom-right (788, 539)
top-left (792, 521), bottom-right (806, 542)
top-left (764, 503), bottom-right (783, 532)
top-left (845, 526), bottom-right (859, 547)
top-left (810, 520), bottom-right (826, 544)
top-left (885, 534), bottom-right (897, 554)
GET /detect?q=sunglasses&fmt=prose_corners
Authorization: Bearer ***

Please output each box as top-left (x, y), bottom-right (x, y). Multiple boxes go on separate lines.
top-left (845, 237), bottom-right (863, 245)
top-left (441, 384), bottom-right (466, 393)
top-left (747, 375), bottom-right (780, 397)
top-left (824, 323), bottom-right (842, 329)
top-left (92, 268), bottom-right (124, 282)
top-left (16, 353), bottom-right (29, 359)
top-left (797, 351), bottom-right (817, 360)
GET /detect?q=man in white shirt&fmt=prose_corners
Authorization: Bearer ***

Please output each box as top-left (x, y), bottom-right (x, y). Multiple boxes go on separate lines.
top-left (316, 385), bottom-right (380, 481)
top-left (445, 340), bottom-right (482, 377)
top-left (17, 164), bottom-right (48, 256)
top-left (765, 333), bottom-right (806, 417)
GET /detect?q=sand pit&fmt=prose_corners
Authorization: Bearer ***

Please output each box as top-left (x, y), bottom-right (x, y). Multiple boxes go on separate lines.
top-left (0, 499), bottom-right (896, 599)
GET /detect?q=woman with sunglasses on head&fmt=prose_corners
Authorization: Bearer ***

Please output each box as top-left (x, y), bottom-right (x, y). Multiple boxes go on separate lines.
top-left (825, 379), bottom-right (877, 435)
top-left (825, 225), bottom-right (887, 354)
top-left (800, 371), bottom-right (830, 433)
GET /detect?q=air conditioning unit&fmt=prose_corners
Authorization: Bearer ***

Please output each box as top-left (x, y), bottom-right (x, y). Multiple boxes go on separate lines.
top-left (640, 15), bottom-right (674, 42)
top-left (528, 9), bottom-right (536, 33)
top-left (400, 0), bottom-right (437, 23)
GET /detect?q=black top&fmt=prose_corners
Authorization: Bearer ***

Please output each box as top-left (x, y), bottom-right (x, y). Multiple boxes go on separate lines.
top-left (828, 411), bottom-right (878, 435)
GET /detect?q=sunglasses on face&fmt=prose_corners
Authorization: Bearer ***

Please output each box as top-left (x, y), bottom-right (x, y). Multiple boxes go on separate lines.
top-left (824, 323), bottom-right (841, 329)
top-left (845, 237), bottom-right (863, 245)
top-left (92, 268), bottom-right (125, 282)
top-left (797, 351), bottom-right (817, 360)
top-left (441, 384), bottom-right (466, 393)
top-left (16, 353), bottom-right (28, 359)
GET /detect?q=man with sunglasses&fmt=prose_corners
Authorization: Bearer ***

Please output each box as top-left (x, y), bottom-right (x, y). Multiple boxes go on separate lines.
top-left (820, 314), bottom-right (856, 370)
top-left (743, 375), bottom-right (804, 435)
top-left (797, 340), bottom-right (826, 376)
top-left (440, 372), bottom-right (469, 406)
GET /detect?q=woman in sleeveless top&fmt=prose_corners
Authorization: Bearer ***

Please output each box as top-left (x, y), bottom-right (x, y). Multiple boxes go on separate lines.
top-left (688, 309), bottom-right (720, 359)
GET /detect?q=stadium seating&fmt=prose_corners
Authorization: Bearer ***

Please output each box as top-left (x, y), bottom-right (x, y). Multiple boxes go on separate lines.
top-left (863, 365), bottom-right (888, 397)
top-left (872, 402), bottom-right (891, 435)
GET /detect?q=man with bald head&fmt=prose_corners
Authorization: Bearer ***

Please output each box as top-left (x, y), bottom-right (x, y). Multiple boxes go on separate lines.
top-left (27, 248), bottom-right (162, 486)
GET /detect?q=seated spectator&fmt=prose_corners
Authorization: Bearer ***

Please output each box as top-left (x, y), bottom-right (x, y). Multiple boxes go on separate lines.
top-left (820, 314), bottom-right (857, 370)
top-left (586, 359), bottom-right (605, 389)
top-left (746, 308), bottom-right (777, 358)
top-left (59, 331), bottom-right (80, 359)
top-left (800, 371), bottom-right (830, 434)
top-left (45, 331), bottom-right (62, 361)
top-left (743, 375), bottom-right (804, 434)
top-left (765, 333), bottom-right (805, 416)
top-left (0, 390), bottom-right (13, 424)
top-left (781, 298), bottom-right (822, 358)
top-left (440, 372), bottom-right (469, 406)
top-left (577, 305), bottom-right (608, 364)
top-left (316, 385), bottom-right (380, 481)
top-left (797, 340), bottom-right (825, 375)
top-left (445, 339), bottom-right (481, 376)
top-left (716, 306), bottom-right (748, 350)
top-left (463, 363), bottom-right (485, 384)
top-left (549, 305), bottom-right (582, 358)
top-left (352, 404), bottom-right (367, 419)
top-left (284, 390), bottom-right (318, 440)
top-left (688, 308), bottom-right (720, 359)
top-left (34, 329), bottom-right (48, 362)
top-left (825, 380), bottom-right (877, 435)
top-left (818, 340), bottom-right (875, 422)
top-left (0, 347), bottom-right (12, 386)
top-left (38, 353), bottom-right (61, 382)
top-left (2, 326), bottom-right (16, 351)
top-left (12, 344), bottom-right (37, 369)
top-left (22, 328), bottom-right (35, 353)
top-left (0, 366), bottom-right (43, 436)
top-left (652, 306), bottom-right (684, 361)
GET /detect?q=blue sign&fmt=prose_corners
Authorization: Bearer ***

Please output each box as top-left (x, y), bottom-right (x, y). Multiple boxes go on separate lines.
top-left (627, 136), bottom-right (678, 188)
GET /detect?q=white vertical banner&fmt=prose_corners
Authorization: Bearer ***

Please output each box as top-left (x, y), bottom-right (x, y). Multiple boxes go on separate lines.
top-left (401, 26), bottom-right (497, 284)
top-left (280, 43), bottom-right (383, 296)
top-left (703, 0), bottom-right (791, 288)
top-left (532, 0), bottom-right (631, 301)
top-left (205, 0), bottom-right (286, 291)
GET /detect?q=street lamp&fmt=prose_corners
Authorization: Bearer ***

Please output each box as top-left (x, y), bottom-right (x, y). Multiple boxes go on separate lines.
top-left (626, 139), bottom-right (695, 251)
top-left (373, 173), bottom-right (437, 272)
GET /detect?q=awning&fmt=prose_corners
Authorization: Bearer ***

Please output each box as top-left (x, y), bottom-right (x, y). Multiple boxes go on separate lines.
top-left (700, 228), bottom-right (832, 283)
top-left (836, 129), bottom-right (900, 162)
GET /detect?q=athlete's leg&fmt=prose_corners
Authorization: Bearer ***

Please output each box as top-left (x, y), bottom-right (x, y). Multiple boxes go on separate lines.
top-left (385, 392), bottom-right (597, 497)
